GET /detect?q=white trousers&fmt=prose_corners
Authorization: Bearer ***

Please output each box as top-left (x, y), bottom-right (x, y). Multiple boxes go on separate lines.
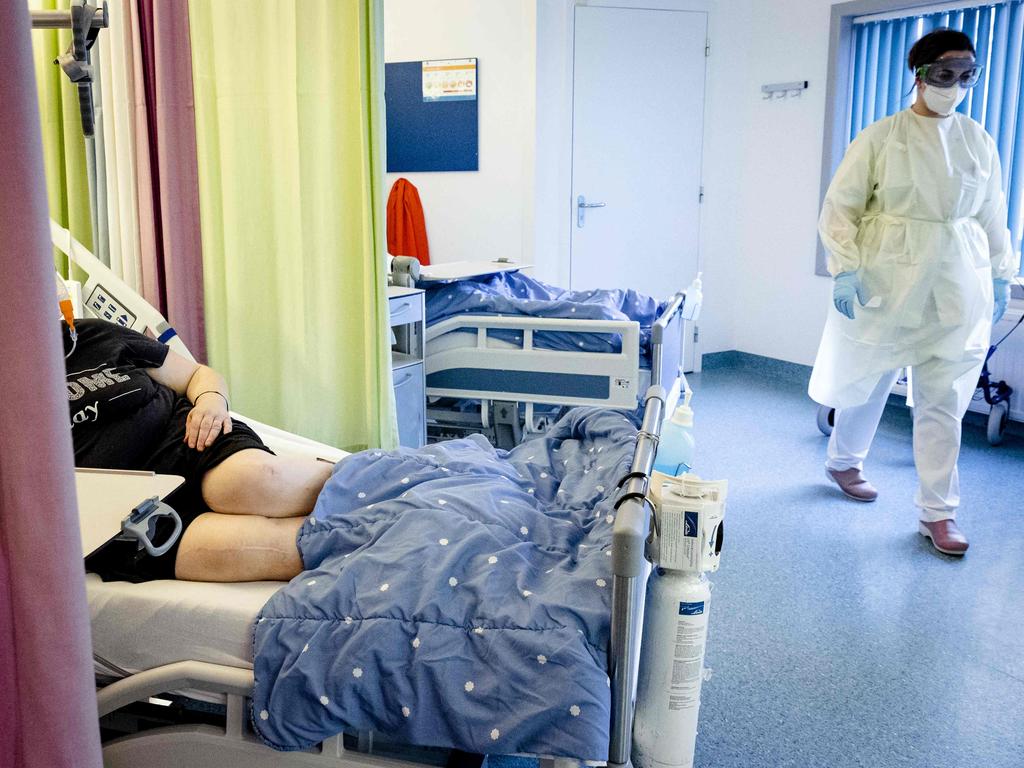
top-left (826, 355), bottom-right (983, 522)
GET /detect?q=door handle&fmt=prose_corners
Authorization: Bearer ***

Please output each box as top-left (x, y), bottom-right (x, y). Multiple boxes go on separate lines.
top-left (577, 195), bottom-right (606, 228)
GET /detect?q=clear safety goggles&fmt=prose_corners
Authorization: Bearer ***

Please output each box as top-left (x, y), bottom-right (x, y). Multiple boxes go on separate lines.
top-left (916, 58), bottom-right (983, 88)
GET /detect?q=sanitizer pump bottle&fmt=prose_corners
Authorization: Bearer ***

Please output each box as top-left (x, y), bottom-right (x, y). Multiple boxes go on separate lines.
top-left (653, 389), bottom-right (695, 476)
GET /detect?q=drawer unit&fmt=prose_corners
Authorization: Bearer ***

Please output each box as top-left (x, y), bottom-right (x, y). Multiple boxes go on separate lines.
top-left (393, 361), bottom-right (426, 449)
top-left (388, 286), bottom-right (426, 448)
top-left (388, 293), bottom-right (423, 329)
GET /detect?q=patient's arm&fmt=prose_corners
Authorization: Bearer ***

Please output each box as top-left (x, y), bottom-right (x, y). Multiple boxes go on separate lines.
top-left (146, 349), bottom-right (232, 451)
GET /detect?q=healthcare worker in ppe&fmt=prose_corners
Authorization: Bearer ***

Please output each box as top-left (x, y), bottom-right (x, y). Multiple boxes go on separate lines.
top-left (809, 28), bottom-right (1019, 556)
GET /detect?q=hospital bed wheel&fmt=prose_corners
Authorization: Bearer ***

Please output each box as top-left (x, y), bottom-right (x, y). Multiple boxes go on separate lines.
top-left (987, 400), bottom-right (1010, 446)
top-left (816, 405), bottom-right (835, 436)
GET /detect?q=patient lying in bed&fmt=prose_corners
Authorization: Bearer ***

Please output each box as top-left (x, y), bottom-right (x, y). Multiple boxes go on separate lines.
top-left (65, 318), bottom-right (331, 583)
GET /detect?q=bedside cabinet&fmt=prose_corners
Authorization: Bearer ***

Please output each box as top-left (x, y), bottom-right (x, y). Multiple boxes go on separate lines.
top-left (388, 286), bottom-right (426, 448)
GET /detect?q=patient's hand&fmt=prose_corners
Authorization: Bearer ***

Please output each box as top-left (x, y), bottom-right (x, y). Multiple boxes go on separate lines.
top-left (185, 392), bottom-right (232, 451)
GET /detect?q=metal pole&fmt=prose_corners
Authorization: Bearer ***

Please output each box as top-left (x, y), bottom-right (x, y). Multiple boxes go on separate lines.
top-left (30, 3), bottom-right (109, 240)
top-left (608, 573), bottom-right (639, 765)
top-left (30, 6), bottom-right (107, 30)
top-left (84, 135), bottom-right (99, 259)
top-left (608, 386), bottom-right (665, 766)
top-left (650, 292), bottom-right (685, 389)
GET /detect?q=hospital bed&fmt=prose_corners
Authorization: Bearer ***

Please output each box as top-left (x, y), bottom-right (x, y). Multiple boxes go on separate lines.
top-left (396, 258), bottom-right (697, 448)
top-left (55, 224), bottom-right (667, 768)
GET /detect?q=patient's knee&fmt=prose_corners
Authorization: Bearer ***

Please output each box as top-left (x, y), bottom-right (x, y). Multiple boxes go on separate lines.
top-left (201, 449), bottom-right (280, 514)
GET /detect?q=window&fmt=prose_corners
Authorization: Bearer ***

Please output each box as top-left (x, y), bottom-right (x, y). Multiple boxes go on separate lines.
top-left (820, 0), bottom-right (1024, 277)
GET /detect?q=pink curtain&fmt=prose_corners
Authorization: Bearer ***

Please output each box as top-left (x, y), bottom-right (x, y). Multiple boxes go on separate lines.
top-left (129, 0), bottom-right (208, 361)
top-left (0, 3), bottom-right (103, 767)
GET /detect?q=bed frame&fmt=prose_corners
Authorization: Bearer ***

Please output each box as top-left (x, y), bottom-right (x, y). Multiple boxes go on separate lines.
top-left (55, 222), bottom-right (665, 768)
top-left (424, 290), bottom-right (688, 447)
top-left (91, 386), bottom-right (664, 768)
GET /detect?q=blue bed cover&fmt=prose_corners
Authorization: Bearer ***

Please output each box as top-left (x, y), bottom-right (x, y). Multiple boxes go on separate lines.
top-left (423, 271), bottom-right (664, 356)
top-left (252, 407), bottom-right (641, 759)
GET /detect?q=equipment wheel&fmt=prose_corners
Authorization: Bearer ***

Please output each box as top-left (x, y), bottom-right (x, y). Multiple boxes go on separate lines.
top-left (816, 404), bottom-right (836, 436)
top-left (987, 400), bottom-right (1010, 446)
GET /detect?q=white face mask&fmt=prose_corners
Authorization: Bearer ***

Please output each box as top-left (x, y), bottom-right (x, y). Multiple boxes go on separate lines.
top-left (921, 84), bottom-right (967, 116)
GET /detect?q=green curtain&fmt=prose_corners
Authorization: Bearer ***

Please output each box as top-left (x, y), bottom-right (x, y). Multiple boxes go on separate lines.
top-left (189, 0), bottom-right (396, 452)
top-left (30, 0), bottom-right (94, 272)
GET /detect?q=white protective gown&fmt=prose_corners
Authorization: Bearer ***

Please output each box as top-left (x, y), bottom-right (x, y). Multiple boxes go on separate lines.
top-left (809, 108), bottom-right (1018, 409)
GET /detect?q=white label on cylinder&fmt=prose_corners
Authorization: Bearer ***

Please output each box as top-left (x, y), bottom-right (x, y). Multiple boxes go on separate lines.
top-left (658, 504), bottom-right (701, 571)
top-left (669, 615), bottom-right (705, 710)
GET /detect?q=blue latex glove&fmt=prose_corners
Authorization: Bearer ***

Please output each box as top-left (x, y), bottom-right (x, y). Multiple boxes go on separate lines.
top-left (833, 271), bottom-right (868, 320)
top-left (993, 278), bottom-right (1012, 323)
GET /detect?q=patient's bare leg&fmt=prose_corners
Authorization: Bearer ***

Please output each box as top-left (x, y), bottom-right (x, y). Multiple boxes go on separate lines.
top-left (174, 512), bottom-right (305, 582)
top-left (200, 449), bottom-right (333, 518)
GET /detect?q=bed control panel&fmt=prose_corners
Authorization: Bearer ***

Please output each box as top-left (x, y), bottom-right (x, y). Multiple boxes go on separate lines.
top-left (86, 284), bottom-right (137, 328)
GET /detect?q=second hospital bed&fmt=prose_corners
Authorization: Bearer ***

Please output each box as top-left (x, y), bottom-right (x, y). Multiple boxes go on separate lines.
top-left (55, 224), bottom-right (671, 768)
top-left (402, 259), bottom-right (698, 447)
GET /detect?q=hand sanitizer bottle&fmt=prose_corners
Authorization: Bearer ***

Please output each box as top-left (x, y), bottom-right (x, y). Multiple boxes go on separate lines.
top-left (653, 389), bottom-right (695, 476)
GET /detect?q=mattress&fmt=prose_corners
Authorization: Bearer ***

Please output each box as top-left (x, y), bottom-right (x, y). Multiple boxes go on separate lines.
top-left (88, 573), bottom-right (282, 675)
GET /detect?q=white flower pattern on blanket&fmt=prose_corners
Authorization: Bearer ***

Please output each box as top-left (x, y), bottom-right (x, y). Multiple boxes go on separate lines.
top-left (251, 407), bottom-right (640, 759)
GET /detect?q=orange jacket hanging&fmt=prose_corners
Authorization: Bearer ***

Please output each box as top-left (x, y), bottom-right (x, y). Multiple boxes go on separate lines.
top-left (386, 178), bottom-right (430, 266)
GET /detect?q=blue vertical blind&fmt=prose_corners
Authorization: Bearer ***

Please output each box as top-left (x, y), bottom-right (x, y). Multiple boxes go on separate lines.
top-left (849, 1), bottom-right (1024, 272)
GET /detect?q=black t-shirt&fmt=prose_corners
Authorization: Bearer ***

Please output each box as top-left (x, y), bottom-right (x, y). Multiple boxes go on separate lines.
top-left (64, 319), bottom-right (180, 469)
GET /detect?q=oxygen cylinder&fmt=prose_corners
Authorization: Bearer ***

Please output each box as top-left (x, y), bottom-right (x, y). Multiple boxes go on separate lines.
top-left (632, 568), bottom-right (711, 768)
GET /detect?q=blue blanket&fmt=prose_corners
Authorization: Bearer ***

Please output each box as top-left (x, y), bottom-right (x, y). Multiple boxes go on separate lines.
top-left (252, 408), bottom-right (640, 759)
top-left (423, 271), bottom-right (662, 356)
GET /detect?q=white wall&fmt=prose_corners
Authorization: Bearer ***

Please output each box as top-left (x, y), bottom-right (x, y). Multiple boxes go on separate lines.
top-left (383, 0), bottom-right (536, 266)
top-left (533, 0), bottom-right (573, 287)
top-left (717, 0), bottom-right (838, 366)
top-left (534, 0), bottom-right (839, 364)
top-left (689, 0), bottom-right (753, 358)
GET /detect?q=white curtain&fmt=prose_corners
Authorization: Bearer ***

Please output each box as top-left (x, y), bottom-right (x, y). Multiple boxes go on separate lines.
top-left (96, 0), bottom-right (145, 290)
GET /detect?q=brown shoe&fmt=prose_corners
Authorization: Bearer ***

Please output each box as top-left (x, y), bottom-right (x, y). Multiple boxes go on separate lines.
top-left (919, 520), bottom-right (969, 555)
top-left (826, 467), bottom-right (878, 502)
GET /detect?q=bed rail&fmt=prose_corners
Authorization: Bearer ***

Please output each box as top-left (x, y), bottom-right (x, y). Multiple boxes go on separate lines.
top-left (425, 314), bottom-right (643, 409)
top-left (51, 219), bottom-right (197, 361)
top-left (608, 385), bottom-right (665, 767)
top-left (650, 292), bottom-right (686, 392)
top-left (97, 661), bottom-right (254, 717)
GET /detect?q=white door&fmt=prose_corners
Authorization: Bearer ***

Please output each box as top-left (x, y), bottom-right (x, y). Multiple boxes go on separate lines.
top-left (571, 4), bottom-right (707, 369)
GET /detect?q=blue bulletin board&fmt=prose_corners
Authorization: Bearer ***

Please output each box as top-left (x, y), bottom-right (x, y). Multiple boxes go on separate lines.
top-left (385, 58), bottom-right (479, 173)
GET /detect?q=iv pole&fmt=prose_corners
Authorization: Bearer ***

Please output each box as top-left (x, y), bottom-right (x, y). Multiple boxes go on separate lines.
top-left (30, 2), bottom-right (108, 261)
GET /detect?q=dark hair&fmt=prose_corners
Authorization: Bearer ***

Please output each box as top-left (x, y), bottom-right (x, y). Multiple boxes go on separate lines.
top-left (907, 28), bottom-right (976, 72)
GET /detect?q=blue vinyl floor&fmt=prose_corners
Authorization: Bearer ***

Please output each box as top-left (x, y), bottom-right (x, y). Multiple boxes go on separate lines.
top-left (489, 355), bottom-right (1023, 768)
top-left (686, 356), bottom-right (1024, 768)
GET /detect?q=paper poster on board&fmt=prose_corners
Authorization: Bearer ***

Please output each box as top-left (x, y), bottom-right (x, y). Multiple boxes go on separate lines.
top-left (385, 59), bottom-right (479, 171)
top-left (422, 58), bottom-right (477, 102)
